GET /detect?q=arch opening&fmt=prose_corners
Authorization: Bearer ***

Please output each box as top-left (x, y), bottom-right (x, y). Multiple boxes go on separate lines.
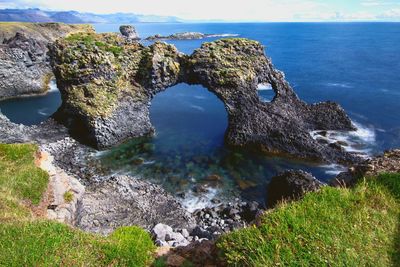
top-left (0, 79), bottom-right (62, 126)
top-left (257, 82), bottom-right (277, 102)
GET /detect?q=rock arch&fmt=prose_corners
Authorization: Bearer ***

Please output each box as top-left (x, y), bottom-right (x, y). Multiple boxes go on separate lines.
top-left (49, 33), bottom-right (356, 163)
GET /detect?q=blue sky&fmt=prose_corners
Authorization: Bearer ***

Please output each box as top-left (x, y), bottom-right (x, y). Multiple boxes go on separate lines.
top-left (1, 0), bottom-right (400, 21)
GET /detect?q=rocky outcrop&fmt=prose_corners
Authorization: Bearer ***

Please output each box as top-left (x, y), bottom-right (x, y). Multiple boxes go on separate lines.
top-left (0, 22), bottom-right (93, 100)
top-left (145, 32), bottom-right (238, 41)
top-left (37, 150), bottom-right (85, 225)
top-left (119, 25), bottom-right (139, 40)
top-left (49, 33), bottom-right (358, 162)
top-left (266, 170), bottom-right (324, 208)
top-left (76, 175), bottom-right (196, 235)
top-left (332, 149), bottom-right (400, 186)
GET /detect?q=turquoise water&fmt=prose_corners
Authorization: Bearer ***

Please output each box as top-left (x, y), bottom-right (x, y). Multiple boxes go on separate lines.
top-left (1, 23), bottom-right (399, 207)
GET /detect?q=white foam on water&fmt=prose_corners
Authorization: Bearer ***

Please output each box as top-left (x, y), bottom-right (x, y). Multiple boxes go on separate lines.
top-left (257, 83), bottom-right (273, 91)
top-left (321, 164), bottom-right (347, 176)
top-left (190, 105), bottom-right (205, 112)
top-left (182, 187), bottom-right (219, 213)
top-left (325, 82), bottom-right (353, 89)
top-left (194, 95), bottom-right (206, 100)
top-left (48, 79), bottom-right (59, 92)
top-left (311, 121), bottom-right (376, 156)
top-left (38, 108), bottom-right (50, 116)
top-left (207, 33), bottom-right (239, 38)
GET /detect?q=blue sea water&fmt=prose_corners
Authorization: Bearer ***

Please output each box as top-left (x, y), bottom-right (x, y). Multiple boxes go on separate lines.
top-left (1, 23), bottom-right (399, 208)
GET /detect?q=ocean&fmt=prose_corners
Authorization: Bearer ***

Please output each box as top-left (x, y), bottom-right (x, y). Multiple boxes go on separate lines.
top-left (1, 23), bottom-right (399, 208)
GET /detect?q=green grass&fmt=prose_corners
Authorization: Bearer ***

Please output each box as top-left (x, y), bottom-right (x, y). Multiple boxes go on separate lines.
top-left (217, 173), bottom-right (400, 266)
top-left (0, 143), bottom-right (156, 266)
top-left (63, 190), bottom-right (74, 203)
top-left (0, 143), bottom-right (49, 206)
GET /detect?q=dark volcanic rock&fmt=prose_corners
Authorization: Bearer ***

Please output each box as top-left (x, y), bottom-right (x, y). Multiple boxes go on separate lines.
top-left (331, 149), bottom-right (400, 187)
top-left (145, 32), bottom-right (238, 41)
top-left (0, 23), bottom-right (93, 100)
top-left (266, 170), bottom-right (324, 208)
top-left (119, 25), bottom-right (139, 40)
top-left (49, 34), bottom-right (359, 162)
top-left (0, 32), bottom-right (51, 99)
top-left (77, 175), bottom-right (196, 235)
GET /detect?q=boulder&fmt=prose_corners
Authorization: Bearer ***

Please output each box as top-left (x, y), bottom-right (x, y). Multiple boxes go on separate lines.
top-left (266, 170), bottom-right (324, 208)
top-left (119, 25), bottom-right (139, 40)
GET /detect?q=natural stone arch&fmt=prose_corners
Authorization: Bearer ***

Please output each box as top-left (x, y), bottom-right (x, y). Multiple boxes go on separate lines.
top-left (49, 33), bottom-right (357, 163)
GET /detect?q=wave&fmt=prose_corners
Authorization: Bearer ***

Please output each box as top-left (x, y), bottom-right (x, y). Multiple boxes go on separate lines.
top-left (325, 83), bottom-right (353, 89)
top-left (194, 95), bottom-right (206, 100)
top-left (257, 83), bottom-right (273, 91)
top-left (47, 79), bottom-right (59, 93)
top-left (190, 105), bottom-right (205, 112)
top-left (38, 108), bottom-right (50, 116)
top-left (207, 33), bottom-right (239, 38)
top-left (181, 187), bottom-right (219, 212)
top-left (310, 121), bottom-right (376, 156)
top-left (321, 164), bottom-right (347, 176)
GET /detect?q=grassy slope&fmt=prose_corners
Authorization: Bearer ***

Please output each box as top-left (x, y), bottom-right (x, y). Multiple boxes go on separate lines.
top-left (0, 144), bottom-right (155, 266)
top-left (0, 22), bottom-right (94, 43)
top-left (218, 173), bottom-right (400, 266)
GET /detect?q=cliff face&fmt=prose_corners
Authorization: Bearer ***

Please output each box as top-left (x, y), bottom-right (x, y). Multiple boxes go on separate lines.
top-left (49, 33), bottom-right (357, 163)
top-left (0, 22), bottom-right (93, 100)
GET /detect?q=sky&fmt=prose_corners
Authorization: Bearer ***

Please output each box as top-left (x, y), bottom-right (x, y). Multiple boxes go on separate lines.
top-left (1, 0), bottom-right (400, 22)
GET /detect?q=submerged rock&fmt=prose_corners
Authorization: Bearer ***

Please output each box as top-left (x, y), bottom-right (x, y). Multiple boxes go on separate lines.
top-left (49, 33), bottom-right (359, 163)
top-left (266, 170), bottom-right (324, 208)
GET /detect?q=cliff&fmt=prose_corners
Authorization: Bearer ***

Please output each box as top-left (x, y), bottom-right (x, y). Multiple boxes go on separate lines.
top-left (0, 22), bottom-right (94, 100)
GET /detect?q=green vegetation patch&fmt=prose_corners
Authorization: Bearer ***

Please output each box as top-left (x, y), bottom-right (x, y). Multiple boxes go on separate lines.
top-left (0, 222), bottom-right (155, 267)
top-left (217, 173), bottom-right (400, 266)
top-left (0, 143), bottom-right (156, 266)
top-left (0, 144), bottom-right (48, 206)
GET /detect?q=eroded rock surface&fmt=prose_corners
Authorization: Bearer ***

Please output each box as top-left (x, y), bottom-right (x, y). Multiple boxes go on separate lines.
top-left (77, 175), bottom-right (196, 235)
top-left (266, 170), bottom-right (324, 208)
top-left (332, 149), bottom-right (400, 186)
top-left (119, 25), bottom-right (139, 40)
top-left (0, 23), bottom-right (93, 100)
top-left (49, 33), bottom-right (358, 162)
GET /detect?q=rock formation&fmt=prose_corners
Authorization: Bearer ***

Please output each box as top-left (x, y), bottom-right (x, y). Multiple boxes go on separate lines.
top-left (49, 32), bottom-right (358, 163)
top-left (145, 32), bottom-right (238, 41)
top-left (266, 170), bottom-right (324, 208)
top-left (119, 25), bottom-right (140, 40)
top-left (0, 22), bottom-right (93, 100)
top-left (332, 149), bottom-right (400, 186)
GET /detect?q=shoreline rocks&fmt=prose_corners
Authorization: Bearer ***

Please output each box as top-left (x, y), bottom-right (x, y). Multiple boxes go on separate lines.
top-left (145, 32), bottom-right (238, 41)
top-left (266, 170), bottom-right (324, 208)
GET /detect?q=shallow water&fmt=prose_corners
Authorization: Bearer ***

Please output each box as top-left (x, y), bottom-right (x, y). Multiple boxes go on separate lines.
top-left (2, 23), bottom-right (399, 208)
top-left (0, 80), bottom-right (61, 126)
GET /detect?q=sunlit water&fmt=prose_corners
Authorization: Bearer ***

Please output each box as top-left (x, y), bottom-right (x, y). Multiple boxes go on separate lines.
top-left (1, 23), bottom-right (399, 208)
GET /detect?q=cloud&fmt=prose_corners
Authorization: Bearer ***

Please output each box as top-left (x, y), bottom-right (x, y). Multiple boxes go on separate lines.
top-left (0, 0), bottom-right (400, 21)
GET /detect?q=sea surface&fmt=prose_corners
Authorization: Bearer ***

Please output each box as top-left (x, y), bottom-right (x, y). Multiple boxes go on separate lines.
top-left (1, 23), bottom-right (399, 209)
